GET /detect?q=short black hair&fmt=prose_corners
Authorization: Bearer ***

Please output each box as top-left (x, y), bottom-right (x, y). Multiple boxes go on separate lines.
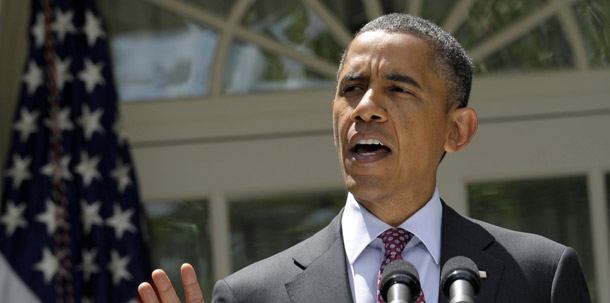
top-left (338, 13), bottom-right (473, 109)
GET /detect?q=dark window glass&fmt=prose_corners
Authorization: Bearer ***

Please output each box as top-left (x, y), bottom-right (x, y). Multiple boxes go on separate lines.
top-left (454, 0), bottom-right (547, 49)
top-left (319, 0), bottom-right (368, 34)
top-left (575, 0), bottom-right (610, 67)
top-left (144, 200), bottom-right (213, 302)
top-left (475, 17), bottom-right (574, 74)
top-left (229, 190), bottom-right (346, 270)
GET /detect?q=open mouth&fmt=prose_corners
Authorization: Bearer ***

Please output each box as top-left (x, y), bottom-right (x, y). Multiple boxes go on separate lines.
top-left (351, 139), bottom-right (391, 157)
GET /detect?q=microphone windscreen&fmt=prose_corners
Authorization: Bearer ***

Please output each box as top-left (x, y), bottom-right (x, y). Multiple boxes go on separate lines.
top-left (440, 256), bottom-right (481, 296)
top-left (380, 260), bottom-right (421, 302)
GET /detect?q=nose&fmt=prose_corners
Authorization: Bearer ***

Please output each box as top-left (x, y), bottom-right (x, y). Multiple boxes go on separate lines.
top-left (350, 88), bottom-right (387, 123)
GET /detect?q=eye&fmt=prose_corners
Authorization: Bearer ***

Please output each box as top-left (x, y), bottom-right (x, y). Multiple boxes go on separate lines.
top-left (390, 85), bottom-right (415, 96)
top-left (341, 85), bottom-right (363, 95)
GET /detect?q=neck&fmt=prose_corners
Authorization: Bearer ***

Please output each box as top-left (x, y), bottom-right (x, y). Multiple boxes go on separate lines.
top-left (356, 187), bottom-right (436, 227)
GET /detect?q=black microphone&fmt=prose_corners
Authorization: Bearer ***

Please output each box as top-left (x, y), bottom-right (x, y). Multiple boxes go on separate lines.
top-left (440, 256), bottom-right (481, 303)
top-left (380, 259), bottom-right (421, 303)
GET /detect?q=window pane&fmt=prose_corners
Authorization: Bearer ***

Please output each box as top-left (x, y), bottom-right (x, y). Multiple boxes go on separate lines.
top-left (475, 17), bottom-right (574, 74)
top-left (144, 200), bottom-right (213, 302)
top-left (98, 0), bottom-right (219, 102)
top-left (379, 0), bottom-right (456, 24)
top-left (242, 0), bottom-right (345, 64)
top-left (420, 0), bottom-right (460, 25)
top-left (454, 0), bottom-right (547, 50)
top-left (575, 0), bottom-right (610, 67)
top-left (319, 0), bottom-right (367, 34)
top-left (181, 0), bottom-right (237, 17)
top-left (468, 176), bottom-right (595, 301)
top-left (223, 40), bottom-right (334, 94)
top-left (229, 190), bottom-right (346, 271)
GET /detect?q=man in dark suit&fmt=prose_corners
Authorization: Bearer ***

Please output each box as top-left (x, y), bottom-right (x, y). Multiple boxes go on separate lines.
top-left (138, 13), bottom-right (590, 303)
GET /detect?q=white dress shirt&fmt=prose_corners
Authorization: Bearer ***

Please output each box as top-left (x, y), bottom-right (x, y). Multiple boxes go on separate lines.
top-left (341, 189), bottom-right (443, 303)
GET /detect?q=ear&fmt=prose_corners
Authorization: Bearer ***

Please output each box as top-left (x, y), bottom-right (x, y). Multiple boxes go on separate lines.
top-left (444, 107), bottom-right (478, 153)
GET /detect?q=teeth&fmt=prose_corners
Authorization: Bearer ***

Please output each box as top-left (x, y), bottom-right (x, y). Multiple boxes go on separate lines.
top-left (357, 139), bottom-right (383, 146)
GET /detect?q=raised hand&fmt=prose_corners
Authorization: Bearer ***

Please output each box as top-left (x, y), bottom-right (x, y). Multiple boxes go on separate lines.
top-left (138, 263), bottom-right (205, 303)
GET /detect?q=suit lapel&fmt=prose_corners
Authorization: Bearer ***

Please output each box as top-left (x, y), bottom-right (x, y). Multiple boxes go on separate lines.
top-left (439, 202), bottom-right (504, 303)
top-left (285, 211), bottom-right (353, 303)
top-left (283, 202), bottom-right (506, 302)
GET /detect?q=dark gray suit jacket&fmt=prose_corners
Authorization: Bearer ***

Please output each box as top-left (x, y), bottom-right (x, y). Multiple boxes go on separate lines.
top-left (212, 202), bottom-right (590, 302)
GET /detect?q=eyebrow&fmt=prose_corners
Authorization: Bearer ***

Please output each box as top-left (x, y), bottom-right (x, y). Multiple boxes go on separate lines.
top-left (339, 73), bottom-right (367, 88)
top-left (339, 72), bottom-right (422, 90)
top-left (385, 73), bottom-right (421, 89)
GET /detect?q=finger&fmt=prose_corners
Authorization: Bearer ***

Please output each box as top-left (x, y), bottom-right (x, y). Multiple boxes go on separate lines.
top-left (151, 269), bottom-right (181, 303)
top-left (138, 282), bottom-right (160, 303)
top-left (181, 263), bottom-right (205, 303)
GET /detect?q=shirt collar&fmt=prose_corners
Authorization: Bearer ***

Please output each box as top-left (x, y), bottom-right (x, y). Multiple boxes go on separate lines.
top-left (341, 189), bottom-right (442, 266)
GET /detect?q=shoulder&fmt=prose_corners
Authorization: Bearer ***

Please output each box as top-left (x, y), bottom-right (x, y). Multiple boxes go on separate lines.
top-left (473, 218), bottom-right (567, 258)
top-left (442, 201), bottom-right (568, 263)
top-left (441, 202), bottom-right (590, 302)
top-left (473, 218), bottom-right (590, 301)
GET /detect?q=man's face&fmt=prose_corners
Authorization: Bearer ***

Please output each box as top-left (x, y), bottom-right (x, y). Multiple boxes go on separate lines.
top-left (332, 31), bottom-right (453, 206)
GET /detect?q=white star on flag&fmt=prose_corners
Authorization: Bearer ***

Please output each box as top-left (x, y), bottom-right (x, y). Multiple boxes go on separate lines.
top-left (79, 248), bottom-right (100, 282)
top-left (52, 8), bottom-right (76, 43)
top-left (22, 60), bottom-right (43, 95)
top-left (113, 117), bottom-right (129, 146)
top-left (54, 55), bottom-right (73, 92)
top-left (78, 58), bottom-right (105, 93)
top-left (31, 12), bottom-right (45, 48)
top-left (34, 247), bottom-right (59, 284)
top-left (110, 159), bottom-right (132, 193)
top-left (5, 154), bottom-right (32, 189)
top-left (107, 250), bottom-right (132, 286)
top-left (77, 105), bottom-right (105, 140)
top-left (106, 204), bottom-right (137, 239)
top-left (0, 201), bottom-right (28, 236)
top-left (75, 151), bottom-right (102, 186)
top-left (83, 10), bottom-right (105, 47)
top-left (80, 199), bottom-right (103, 234)
top-left (13, 107), bottom-right (39, 143)
top-left (35, 199), bottom-right (60, 236)
top-left (44, 106), bottom-right (74, 131)
top-left (40, 154), bottom-right (73, 182)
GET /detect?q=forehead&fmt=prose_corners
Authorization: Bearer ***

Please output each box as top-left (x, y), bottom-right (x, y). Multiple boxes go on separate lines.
top-left (339, 31), bottom-right (435, 79)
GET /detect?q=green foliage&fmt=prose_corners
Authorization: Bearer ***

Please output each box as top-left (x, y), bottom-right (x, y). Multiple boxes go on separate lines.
top-left (454, 0), bottom-right (547, 49)
top-left (575, 0), bottom-right (610, 67)
top-left (476, 17), bottom-right (573, 74)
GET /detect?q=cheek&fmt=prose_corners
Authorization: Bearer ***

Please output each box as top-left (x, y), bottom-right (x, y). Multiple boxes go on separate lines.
top-left (333, 104), bottom-right (350, 126)
top-left (332, 109), bottom-right (349, 149)
top-left (396, 113), bottom-right (441, 155)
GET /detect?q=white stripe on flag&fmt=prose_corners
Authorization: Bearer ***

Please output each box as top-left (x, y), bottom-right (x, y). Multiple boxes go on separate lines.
top-left (0, 253), bottom-right (41, 303)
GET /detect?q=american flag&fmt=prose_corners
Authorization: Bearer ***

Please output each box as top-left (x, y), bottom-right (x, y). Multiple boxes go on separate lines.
top-left (0, 0), bottom-right (151, 302)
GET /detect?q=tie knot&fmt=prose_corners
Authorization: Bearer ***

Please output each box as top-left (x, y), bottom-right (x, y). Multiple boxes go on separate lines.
top-left (376, 228), bottom-right (424, 303)
top-left (378, 227), bottom-right (413, 258)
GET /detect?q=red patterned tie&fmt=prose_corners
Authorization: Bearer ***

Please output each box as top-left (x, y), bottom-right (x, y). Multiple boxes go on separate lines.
top-left (377, 227), bottom-right (426, 303)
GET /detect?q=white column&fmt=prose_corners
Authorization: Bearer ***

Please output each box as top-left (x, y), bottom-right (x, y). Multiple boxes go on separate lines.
top-left (210, 192), bottom-right (232, 280)
top-left (587, 169), bottom-right (610, 302)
